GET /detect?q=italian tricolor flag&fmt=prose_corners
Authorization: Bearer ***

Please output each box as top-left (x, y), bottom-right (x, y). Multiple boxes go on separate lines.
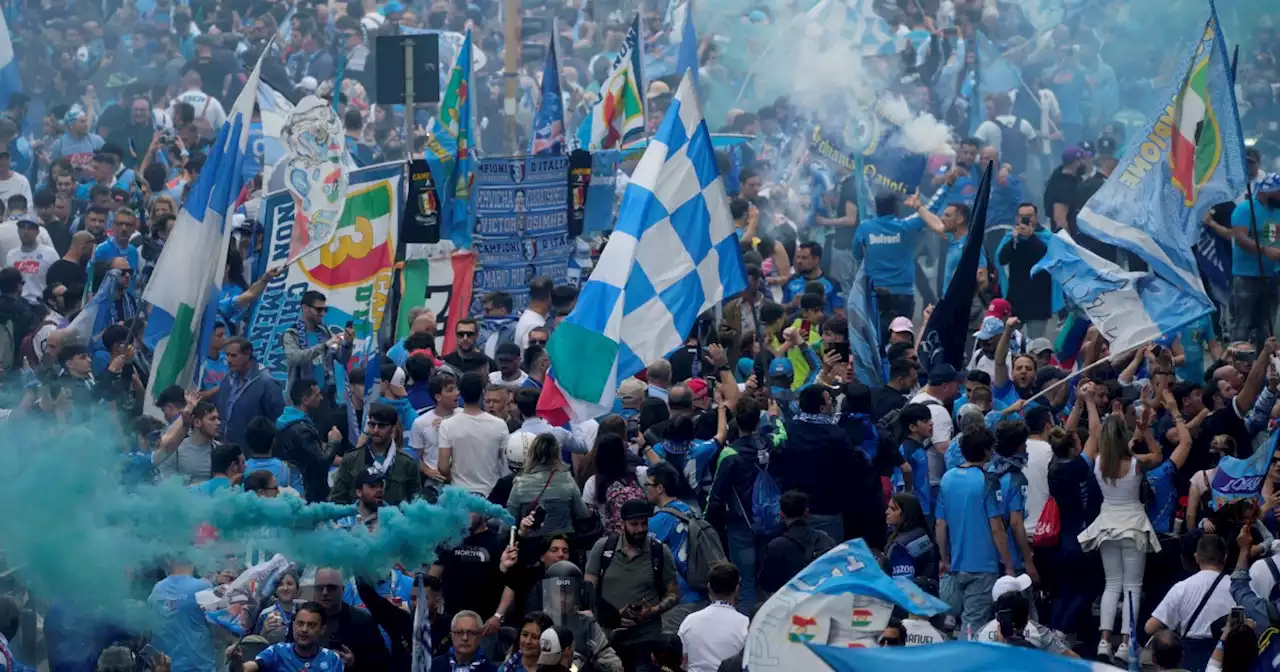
top-left (537, 321), bottom-right (621, 427)
top-left (1170, 55), bottom-right (1218, 206)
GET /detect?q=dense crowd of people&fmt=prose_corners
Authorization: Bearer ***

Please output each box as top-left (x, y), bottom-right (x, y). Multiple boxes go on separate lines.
top-left (0, 0), bottom-right (1278, 670)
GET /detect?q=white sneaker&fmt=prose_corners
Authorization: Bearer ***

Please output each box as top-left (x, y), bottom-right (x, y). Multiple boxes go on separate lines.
top-left (1097, 639), bottom-right (1112, 660)
top-left (1115, 644), bottom-right (1130, 664)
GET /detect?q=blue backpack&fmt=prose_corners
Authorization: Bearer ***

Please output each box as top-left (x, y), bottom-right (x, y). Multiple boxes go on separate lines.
top-left (750, 465), bottom-right (783, 537)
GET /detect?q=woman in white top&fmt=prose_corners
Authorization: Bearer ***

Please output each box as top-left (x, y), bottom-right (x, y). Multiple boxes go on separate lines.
top-left (1079, 403), bottom-right (1187, 661)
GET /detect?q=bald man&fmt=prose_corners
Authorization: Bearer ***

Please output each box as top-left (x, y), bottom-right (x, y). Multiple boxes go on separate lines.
top-left (387, 308), bottom-right (437, 366)
top-left (47, 230), bottom-right (95, 300)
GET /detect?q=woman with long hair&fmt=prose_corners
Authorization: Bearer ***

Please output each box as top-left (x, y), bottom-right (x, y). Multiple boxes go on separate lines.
top-left (584, 433), bottom-right (646, 534)
top-left (885, 492), bottom-right (939, 582)
top-left (506, 434), bottom-right (590, 537)
top-left (1079, 402), bottom-right (1184, 662)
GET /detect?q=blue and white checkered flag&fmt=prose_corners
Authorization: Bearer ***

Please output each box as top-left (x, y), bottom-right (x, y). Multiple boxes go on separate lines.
top-left (541, 71), bottom-right (747, 423)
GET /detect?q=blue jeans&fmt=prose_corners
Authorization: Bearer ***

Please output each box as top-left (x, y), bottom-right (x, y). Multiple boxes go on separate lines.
top-left (726, 521), bottom-right (765, 614)
top-left (941, 572), bottom-right (998, 638)
top-left (809, 514), bottom-right (844, 543)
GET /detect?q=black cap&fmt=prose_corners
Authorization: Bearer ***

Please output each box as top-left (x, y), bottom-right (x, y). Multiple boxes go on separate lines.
top-left (356, 467), bottom-right (386, 487)
top-left (1096, 135), bottom-right (1118, 156)
top-left (927, 363), bottom-right (965, 387)
top-left (620, 499), bottom-right (651, 521)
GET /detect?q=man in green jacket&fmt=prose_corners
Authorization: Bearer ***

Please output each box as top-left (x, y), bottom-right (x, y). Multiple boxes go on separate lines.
top-left (330, 403), bottom-right (420, 505)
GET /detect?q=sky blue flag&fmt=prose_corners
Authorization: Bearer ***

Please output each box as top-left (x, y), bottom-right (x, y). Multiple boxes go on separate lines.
top-left (1210, 430), bottom-right (1277, 511)
top-left (1075, 1), bottom-right (1248, 301)
top-left (809, 641), bottom-right (1116, 672)
top-left (846, 254), bottom-right (883, 387)
top-left (1031, 230), bottom-right (1212, 353)
top-left (677, 0), bottom-right (700, 94)
top-left (0, 9), bottom-right (21, 109)
top-left (530, 37), bottom-right (566, 156)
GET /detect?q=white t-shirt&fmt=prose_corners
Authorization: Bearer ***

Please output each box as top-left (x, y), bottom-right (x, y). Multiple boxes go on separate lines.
top-left (438, 411), bottom-right (511, 497)
top-left (488, 370), bottom-right (530, 389)
top-left (7, 245), bottom-right (58, 302)
top-left (974, 116), bottom-right (1037, 157)
top-left (678, 602), bottom-right (748, 672)
top-left (1023, 438), bottom-right (1054, 536)
top-left (0, 173), bottom-right (33, 208)
top-left (409, 407), bottom-right (458, 469)
top-left (1250, 556), bottom-right (1280, 602)
top-left (902, 618), bottom-right (947, 646)
top-left (974, 618), bottom-right (1068, 653)
top-left (0, 222), bottom-right (53, 271)
top-left (1152, 569), bottom-right (1235, 639)
top-left (910, 390), bottom-right (954, 486)
top-left (514, 308), bottom-right (547, 350)
top-left (169, 89), bottom-right (228, 131)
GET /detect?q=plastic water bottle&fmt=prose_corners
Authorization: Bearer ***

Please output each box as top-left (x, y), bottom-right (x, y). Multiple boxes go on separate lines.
top-left (20, 357), bottom-right (39, 390)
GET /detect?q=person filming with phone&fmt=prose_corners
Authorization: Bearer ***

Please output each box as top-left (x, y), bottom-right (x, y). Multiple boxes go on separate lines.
top-left (996, 203), bottom-right (1054, 340)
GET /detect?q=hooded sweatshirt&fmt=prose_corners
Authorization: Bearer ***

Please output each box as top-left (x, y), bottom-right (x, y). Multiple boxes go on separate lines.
top-left (275, 406), bottom-right (339, 502)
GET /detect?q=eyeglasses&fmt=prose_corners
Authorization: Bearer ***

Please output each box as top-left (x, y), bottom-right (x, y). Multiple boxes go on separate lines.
top-left (306, 304), bottom-right (328, 314)
top-left (529, 339), bottom-right (547, 347)
top-left (119, 269), bottom-right (133, 275)
top-left (366, 420), bottom-right (394, 429)
top-left (456, 331), bottom-right (477, 339)
top-left (315, 584), bottom-right (343, 593)
top-left (451, 629), bottom-right (481, 638)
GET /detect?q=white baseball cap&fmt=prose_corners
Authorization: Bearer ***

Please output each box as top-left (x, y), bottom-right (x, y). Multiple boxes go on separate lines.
top-left (991, 574), bottom-right (1033, 600)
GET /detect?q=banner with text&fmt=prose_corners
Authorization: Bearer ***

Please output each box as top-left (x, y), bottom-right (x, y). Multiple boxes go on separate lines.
top-left (246, 162), bottom-right (404, 383)
top-left (471, 156), bottom-right (571, 315)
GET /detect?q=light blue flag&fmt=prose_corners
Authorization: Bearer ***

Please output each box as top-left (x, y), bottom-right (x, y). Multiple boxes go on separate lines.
top-left (1031, 231), bottom-right (1212, 353)
top-left (530, 37), bottom-right (566, 156)
top-left (809, 641), bottom-right (1116, 672)
top-left (1075, 2), bottom-right (1248, 299)
top-left (846, 252), bottom-right (883, 387)
top-left (0, 10), bottom-right (19, 109)
top-left (1210, 430), bottom-right (1276, 511)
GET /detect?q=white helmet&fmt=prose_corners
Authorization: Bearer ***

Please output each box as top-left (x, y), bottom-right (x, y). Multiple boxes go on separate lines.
top-left (506, 431), bottom-right (535, 472)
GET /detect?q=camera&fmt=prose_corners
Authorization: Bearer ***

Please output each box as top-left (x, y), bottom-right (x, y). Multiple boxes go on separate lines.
top-left (1019, 215), bottom-right (1033, 225)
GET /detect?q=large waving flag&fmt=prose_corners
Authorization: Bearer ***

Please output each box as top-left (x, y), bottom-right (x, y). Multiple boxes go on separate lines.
top-left (809, 640), bottom-right (1115, 672)
top-left (1075, 2), bottom-right (1247, 299)
top-left (802, 0), bottom-right (902, 58)
top-left (541, 73), bottom-right (745, 424)
top-left (576, 15), bottom-right (646, 150)
top-left (65, 270), bottom-right (127, 346)
top-left (744, 540), bottom-right (948, 671)
top-left (918, 161), bottom-right (993, 371)
top-left (144, 50), bottom-right (268, 402)
top-left (1032, 230), bottom-right (1212, 354)
top-left (429, 30), bottom-right (475, 250)
top-left (0, 10), bottom-right (20, 109)
top-left (530, 36), bottom-right (566, 156)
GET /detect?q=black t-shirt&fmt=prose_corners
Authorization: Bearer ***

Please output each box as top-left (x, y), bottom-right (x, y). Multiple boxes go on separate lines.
top-left (833, 177), bottom-right (859, 249)
top-left (1046, 166), bottom-right (1114, 261)
top-left (46, 258), bottom-right (87, 297)
top-left (1156, 405), bottom-right (1250, 498)
top-left (439, 528), bottom-right (506, 618)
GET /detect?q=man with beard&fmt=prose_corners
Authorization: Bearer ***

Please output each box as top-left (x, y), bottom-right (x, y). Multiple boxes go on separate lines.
top-left (307, 568), bottom-right (389, 671)
top-left (585, 499), bottom-right (680, 670)
top-left (781, 242), bottom-right (843, 315)
top-left (229, 602), bottom-right (348, 672)
top-left (335, 469), bottom-right (387, 533)
top-left (101, 95), bottom-right (158, 170)
top-left (330, 402), bottom-right (419, 505)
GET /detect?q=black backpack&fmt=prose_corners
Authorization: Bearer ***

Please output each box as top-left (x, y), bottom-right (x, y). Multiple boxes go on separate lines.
top-left (997, 118), bottom-right (1030, 174)
top-left (876, 399), bottom-right (941, 456)
top-left (595, 533), bottom-right (667, 627)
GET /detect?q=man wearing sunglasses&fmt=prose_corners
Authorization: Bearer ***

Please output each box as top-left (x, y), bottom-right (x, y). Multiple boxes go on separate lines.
top-left (281, 289), bottom-right (353, 408)
top-left (309, 567), bottom-right (390, 671)
top-left (330, 403), bottom-right (420, 506)
top-left (443, 317), bottom-right (494, 373)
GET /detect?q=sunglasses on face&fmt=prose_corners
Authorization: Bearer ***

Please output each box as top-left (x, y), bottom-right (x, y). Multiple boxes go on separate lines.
top-left (307, 305), bottom-right (328, 314)
top-left (529, 339), bottom-right (547, 347)
top-left (367, 420), bottom-right (394, 429)
top-left (315, 584), bottom-right (343, 592)
top-left (456, 331), bottom-right (477, 339)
